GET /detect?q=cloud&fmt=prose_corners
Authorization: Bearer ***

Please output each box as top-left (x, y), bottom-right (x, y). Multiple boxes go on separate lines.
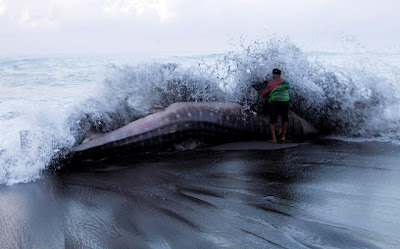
top-left (103, 0), bottom-right (175, 23)
top-left (0, 0), bottom-right (6, 15)
top-left (1, 0), bottom-right (57, 29)
top-left (18, 9), bottom-right (29, 23)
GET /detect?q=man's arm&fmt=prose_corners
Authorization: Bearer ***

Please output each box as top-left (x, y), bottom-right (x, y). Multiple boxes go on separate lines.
top-left (260, 78), bottom-right (283, 97)
top-left (257, 81), bottom-right (269, 97)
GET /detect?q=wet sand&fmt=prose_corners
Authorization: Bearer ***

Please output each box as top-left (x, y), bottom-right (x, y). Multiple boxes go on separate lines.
top-left (1, 140), bottom-right (399, 248)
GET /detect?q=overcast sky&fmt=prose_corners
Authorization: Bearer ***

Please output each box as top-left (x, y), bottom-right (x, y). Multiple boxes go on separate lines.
top-left (0, 0), bottom-right (399, 55)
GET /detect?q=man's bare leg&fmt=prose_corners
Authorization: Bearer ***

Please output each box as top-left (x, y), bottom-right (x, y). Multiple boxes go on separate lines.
top-left (269, 123), bottom-right (277, 143)
top-left (281, 122), bottom-right (288, 142)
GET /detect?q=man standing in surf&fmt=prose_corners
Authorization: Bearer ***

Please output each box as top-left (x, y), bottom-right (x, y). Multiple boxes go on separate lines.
top-left (259, 68), bottom-right (290, 143)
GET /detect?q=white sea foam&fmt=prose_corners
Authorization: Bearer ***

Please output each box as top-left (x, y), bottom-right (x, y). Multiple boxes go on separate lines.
top-left (0, 38), bottom-right (399, 184)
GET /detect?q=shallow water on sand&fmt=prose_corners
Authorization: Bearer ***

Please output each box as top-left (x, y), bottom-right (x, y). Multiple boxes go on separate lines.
top-left (0, 140), bottom-right (399, 249)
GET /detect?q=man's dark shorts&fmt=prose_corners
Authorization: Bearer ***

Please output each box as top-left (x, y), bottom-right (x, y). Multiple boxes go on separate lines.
top-left (269, 101), bottom-right (289, 124)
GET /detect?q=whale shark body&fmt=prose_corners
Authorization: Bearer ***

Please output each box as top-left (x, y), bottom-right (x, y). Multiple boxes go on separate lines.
top-left (70, 102), bottom-right (318, 163)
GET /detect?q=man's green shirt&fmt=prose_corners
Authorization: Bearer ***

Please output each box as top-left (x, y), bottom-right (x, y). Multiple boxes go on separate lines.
top-left (268, 79), bottom-right (290, 103)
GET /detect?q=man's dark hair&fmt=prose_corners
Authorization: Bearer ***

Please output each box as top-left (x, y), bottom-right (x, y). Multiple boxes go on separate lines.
top-left (272, 68), bottom-right (281, 75)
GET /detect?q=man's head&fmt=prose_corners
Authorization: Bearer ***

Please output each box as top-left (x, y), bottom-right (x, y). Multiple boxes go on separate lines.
top-left (272, 68), bottom-right (281, 78)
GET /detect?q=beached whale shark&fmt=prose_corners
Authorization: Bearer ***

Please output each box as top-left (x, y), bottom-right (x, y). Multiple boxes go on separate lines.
top-left (68, 102), bottom-right (317, 163)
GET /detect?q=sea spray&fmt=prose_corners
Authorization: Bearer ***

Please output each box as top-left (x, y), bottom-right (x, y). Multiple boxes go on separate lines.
top-left (73, 62), bottom-right (228, 134)
top-left (206, 37), bottom-right (400, 138)
top-left (0, 103), bottom-right (77, 184)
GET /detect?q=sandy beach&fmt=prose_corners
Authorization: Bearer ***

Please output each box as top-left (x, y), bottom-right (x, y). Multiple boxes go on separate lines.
top-left (1, 139), bottom-right (399, 248)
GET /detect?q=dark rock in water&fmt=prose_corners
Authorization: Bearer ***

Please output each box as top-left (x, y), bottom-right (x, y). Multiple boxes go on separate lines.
top-left (67, 102), bottom-right (318, 164)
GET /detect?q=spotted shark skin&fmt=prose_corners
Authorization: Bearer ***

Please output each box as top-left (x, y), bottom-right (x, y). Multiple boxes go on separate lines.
top-left (70, 102), bottom-right (317, 161)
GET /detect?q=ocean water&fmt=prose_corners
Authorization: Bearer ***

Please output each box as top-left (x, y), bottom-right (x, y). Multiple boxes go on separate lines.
top-left (0, 39), bottom-right (400, 185)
